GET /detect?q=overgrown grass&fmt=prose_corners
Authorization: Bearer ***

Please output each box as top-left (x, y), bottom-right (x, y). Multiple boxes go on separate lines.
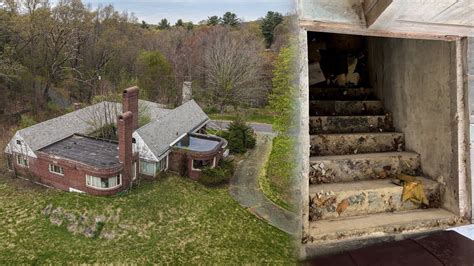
top-left (208, 108), bottom-right (275, 124)
top-left (0, 174), bottom-right (295, 264)
top-left (259, 135), bottom-right (296, 212)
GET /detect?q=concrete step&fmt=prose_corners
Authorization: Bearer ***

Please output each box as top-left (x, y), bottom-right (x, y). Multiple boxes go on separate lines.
top-left (309, 100), bottom-right (384, 116)
top-left (305, 209), bottom-right (462, 255)
top-left (310, 132), bottom-right (405, 156)
top-left (309, 86), bottom-right (377, 101)
top-left (309, 177), bottom-right (441, 221)
top-left (310, 115), bottom-right (393, 134)
top-left (309, 152), bottom-right (421, 184)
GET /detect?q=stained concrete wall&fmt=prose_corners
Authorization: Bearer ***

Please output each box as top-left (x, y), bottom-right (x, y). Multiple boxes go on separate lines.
top-left (469, 37), bottom-right (474, 221)
top-left (367, 38), bottom-right (460, 214)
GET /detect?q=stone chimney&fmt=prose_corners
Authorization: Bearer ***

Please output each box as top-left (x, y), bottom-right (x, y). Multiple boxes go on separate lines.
top-left (182, 81), bottom-right (192, 105)
top-left (118, 111), bottom-right (133, 185)
top-left (73, 103), bottom-right (82, 111)
top-left (123, 86), bottom-right (139, 130)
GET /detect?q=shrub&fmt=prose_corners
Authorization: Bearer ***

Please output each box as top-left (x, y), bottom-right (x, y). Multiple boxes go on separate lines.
top-left (20, 115), bottom-right (37, 129)
top-left (221, 119), bottom-right (256, 154)
top-left (203, 106), bottom-right (219, 114)
top-left (89, 124), bottom-right (117, 140)
top-left (199, 159), bottom-right (234, 186)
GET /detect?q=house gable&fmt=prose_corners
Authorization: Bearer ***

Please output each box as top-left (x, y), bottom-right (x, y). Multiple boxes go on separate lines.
top-left (5, 132), bottom-right (37, 158)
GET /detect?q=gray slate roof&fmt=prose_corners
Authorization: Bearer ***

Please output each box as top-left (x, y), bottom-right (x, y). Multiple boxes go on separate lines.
top-left (18, 100), bottom-right (169, 151)
top-left (136, 100), bottom-right (209, 158)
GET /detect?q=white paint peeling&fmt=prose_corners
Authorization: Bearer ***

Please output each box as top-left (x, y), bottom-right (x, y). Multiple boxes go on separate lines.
top-left (5, 132), bottom-right (37, 158)
top-left (133, 132), bottom-right (158, 162)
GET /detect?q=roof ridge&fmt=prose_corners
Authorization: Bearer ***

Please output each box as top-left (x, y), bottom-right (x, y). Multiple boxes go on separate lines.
top-left (137, 100), bottom-right (199, 132)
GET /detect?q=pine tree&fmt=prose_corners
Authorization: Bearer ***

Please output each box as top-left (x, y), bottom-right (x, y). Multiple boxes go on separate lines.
top-left (158, 18), bottom-right (171, 30)
top-left (221, 12), bottom-right (240, 27)
top-left (261, 11), bottom-right (284, 48)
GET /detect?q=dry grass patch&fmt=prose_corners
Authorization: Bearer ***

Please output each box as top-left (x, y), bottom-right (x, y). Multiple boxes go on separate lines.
top-left (0, 175), bottom-right (295, 264)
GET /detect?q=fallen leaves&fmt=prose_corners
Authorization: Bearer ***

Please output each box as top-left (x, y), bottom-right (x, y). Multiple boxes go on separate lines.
top-left (336, 199), bottom-right (350, 215)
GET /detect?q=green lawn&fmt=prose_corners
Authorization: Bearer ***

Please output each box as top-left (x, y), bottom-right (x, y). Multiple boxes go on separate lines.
top-left (0, 174), bottom-right (295, 264)
top-left (208, 109), bottom-right (275, 124)
top-left (259, 135), bottom-right (296, 212)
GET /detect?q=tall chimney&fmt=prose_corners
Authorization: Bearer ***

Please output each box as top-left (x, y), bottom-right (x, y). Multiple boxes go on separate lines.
top-left (123, 86), bottom-right (139, 130)
top-left (182, 81), bottom-right (192, 105)
top-left (73, 103), bottom-right (82, 111)
top-left (118, 111), bottom-right (133, 185)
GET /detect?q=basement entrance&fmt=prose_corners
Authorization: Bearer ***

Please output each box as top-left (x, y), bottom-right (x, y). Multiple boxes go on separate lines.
top-left (305, 31), bottom-right (470, 255)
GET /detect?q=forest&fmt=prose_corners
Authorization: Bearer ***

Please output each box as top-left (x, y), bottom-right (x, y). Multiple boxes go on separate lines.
top-left (0, 0), bottom-right (296, 127)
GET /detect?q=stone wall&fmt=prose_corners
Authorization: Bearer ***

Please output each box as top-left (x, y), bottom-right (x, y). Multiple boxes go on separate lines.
top-left (367, 37), bottom-right (461, 214)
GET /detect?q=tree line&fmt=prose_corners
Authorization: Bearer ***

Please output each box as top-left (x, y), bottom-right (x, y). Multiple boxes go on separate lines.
top-left (0, 0), bottom-right (295, 121)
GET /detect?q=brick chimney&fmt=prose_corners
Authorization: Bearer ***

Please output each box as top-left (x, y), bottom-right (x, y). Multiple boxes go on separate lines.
top-left (118, 111), bottom-right (133, 185)
top-left (182, 81), bottom-right (192, 105)
top-left (123, 86), bottom-right (139, 130)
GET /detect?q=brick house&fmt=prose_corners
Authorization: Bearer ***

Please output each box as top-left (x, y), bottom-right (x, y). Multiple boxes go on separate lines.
top-left (4, 87), bottom-right (227, 196)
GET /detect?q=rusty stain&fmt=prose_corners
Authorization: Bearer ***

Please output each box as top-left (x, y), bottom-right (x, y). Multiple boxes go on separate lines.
top-left (336, 199), bottom-right (350, 215)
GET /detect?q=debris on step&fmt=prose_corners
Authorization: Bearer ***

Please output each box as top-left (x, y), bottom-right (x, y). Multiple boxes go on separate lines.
top-left (309, 62), bottom-right (326, 86)
top-left (395, 174), bottom-right (429, 207)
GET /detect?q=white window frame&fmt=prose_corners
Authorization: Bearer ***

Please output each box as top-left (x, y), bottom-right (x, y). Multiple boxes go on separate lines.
top-left (49, 164), bottom-right (64, 176)
top-left (16, 154), bottom-right (29, 168)
top-left (139, 159), bottom-right (157, 177)
top-left (158, 155), bottom-right (168, 172)
top-left (191, 157), bottom-right (216, 172)
top-left (86, 174), bottom-right (122, 191)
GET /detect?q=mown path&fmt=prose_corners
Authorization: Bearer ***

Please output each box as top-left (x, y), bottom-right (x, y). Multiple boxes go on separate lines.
top-left (229, 133), bottom-right (299, 235)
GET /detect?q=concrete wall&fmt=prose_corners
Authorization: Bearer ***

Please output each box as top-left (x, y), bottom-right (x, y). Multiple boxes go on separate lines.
top-left (367, 37), bottom-right (461, 214)
top-left (468, 37), bottom-right (474, 221)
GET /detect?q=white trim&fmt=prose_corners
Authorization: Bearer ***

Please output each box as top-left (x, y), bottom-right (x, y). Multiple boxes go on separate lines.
top-left (192, 119), bottom-right (210, 133)
top-left (85, 174), bottom-right (122, 191)
top-left (169, 133), bottom-right (187, 147)
top-left (69, 187), bottom-right (85, 193)
top-left (132, 162), bottom-right (137, 180)
top-left (48, 164), bottom-right (64, 176)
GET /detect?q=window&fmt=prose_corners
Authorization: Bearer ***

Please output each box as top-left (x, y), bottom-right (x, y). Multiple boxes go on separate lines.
top-left (192, 158), bottom-right (215, 171)
top-left (16, 154), bottom-right (28, 167)
top-left (16, 140), bottom-right (22, 145)
top-left (86, 175), bottom-right (122, 190)
top-left (157, 156), bottom-right (168, 172)
top-left (49, 164), bottom-right (64, 176)
top-left (140, 160), bottom-right (156, 177)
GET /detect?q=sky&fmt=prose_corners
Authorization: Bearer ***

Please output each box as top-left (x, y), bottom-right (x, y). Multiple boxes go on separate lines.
top-left (77, 0), bottom-right (295, 24)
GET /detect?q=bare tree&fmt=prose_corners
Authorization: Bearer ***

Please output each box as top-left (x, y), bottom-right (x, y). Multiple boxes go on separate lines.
top-left (201, 27), bottom-right (263, 112)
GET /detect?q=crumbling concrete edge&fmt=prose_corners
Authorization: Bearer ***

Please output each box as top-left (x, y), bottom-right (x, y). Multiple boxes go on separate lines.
top-left (297, 27), bottom-right (310, 259)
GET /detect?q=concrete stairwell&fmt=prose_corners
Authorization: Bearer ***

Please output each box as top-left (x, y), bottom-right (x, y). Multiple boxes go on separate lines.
top-left (306, 85), bottom-right (461, 256)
